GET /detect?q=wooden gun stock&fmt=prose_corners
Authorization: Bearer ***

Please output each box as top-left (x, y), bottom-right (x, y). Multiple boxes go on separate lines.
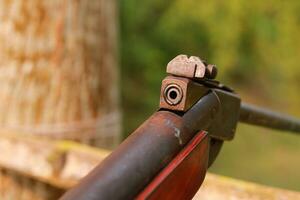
top-left (136, 131), bottom-right (209, 200)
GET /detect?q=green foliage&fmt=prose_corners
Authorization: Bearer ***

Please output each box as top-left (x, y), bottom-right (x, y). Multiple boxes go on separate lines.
top-left (120, 0), bottom-right (300, 190)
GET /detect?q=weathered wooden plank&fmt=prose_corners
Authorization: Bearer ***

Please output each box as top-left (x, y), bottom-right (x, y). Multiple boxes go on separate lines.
top-left (194, 173), bottom-right (300, 200)
top-left (0, 169), bottom-right (63, 200)
top-left (0, 133), bottom-right (299, 200)
top-left (0, 133), bottom-right (109, 189)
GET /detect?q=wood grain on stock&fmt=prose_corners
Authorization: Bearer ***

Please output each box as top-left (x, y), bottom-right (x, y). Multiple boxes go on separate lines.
top-left (136, 131), bottom-right (209, 200)
top-left (1, 133), bottom-right (299, 200)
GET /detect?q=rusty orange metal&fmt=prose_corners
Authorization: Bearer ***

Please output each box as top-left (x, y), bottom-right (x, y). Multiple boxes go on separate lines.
top-left (159, 76), bottom-right (209, 112)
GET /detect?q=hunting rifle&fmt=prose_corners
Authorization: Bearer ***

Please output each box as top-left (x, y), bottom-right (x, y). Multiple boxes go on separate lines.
top-left (61, 55), bottom-right (300, 200)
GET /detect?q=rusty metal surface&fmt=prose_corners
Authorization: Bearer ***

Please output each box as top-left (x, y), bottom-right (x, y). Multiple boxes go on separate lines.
top-left (160, 76), bottom-right (209, 111)
top-left (160, 79), bottom-right (240, 141)
top-left (163, 55), bottom-right (241, 141)
top-left (167, 55), bottom-right (207, 79)
top-left (166, 55), bottom-right (218, 80)
top-left (60, 93), bottom-right (220, 200)
top-left (240, 103), bottom-right (300, 134)
top-left (161, 56), bottom-right (241, 167)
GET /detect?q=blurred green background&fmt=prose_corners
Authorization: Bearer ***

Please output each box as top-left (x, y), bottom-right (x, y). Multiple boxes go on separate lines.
top-left (120, 0), bottom-right (300, 191)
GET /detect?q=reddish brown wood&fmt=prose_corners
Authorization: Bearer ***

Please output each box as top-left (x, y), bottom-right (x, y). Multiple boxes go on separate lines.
top-left (136, 131), bottom-right (209, 200)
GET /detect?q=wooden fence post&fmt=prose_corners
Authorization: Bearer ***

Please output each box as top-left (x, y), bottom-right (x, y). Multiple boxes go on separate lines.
top-left (0, 0), bottom-right (120, 149)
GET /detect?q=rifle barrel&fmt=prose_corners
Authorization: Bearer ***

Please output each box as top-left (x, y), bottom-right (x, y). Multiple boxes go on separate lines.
top-left (239, 103), bottom-right (300, 134)
top-left (60, 92), bottom-right (220, 200)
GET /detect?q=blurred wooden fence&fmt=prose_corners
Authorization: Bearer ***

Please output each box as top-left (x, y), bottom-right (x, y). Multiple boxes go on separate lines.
top-left (0, 0), bottom-right (121, 198)
top-left (0, 133), bottom-right (300, 200)
top-left (0, 169), bottom-right (63, 200)
top-left (0, 133), bottom-right (108, 199)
